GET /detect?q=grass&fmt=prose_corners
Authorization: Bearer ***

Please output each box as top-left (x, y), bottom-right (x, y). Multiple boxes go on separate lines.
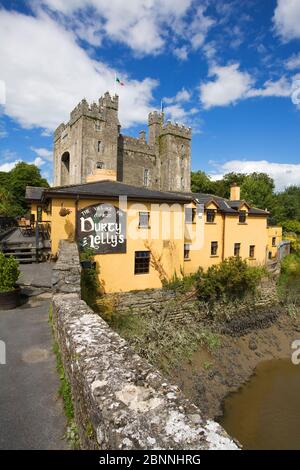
top-left (49, 306), bottom-right (80, 449)
top-left (104, 309), bottom-right (220, 373)
top-left (278, 253), bottom-right (300, 307)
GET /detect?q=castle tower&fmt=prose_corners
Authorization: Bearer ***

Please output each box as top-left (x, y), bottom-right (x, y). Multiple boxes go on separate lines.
top-left (158, 121), bottom-right (192, 192)
top-left (54, 92), bottom-right (120, 186)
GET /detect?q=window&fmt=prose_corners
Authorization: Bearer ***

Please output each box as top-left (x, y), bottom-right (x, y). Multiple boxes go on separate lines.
top-left (134, 251), bottom-right (150, 274)
top-left (239, 211), bottom-right (247, 223)
top-left (97, 140), bottom-right (101, 152)
top-left (234, 243), bottom-right (241, 257)
top-left (95, 121), bottom-right (101, 131)
top-left (268, 251), bottom-right (272, 260)
top-left (272, 237), bottom-right (276, 247)
top-left (185, 207), bottom-right (196, 224)
top-left (139, 212), bottom-right (150, 228)
top-left (206, 209), bottom-right (216, 223)
top-left (249, 245), bottom-right (255, 258)
top-left (96, 161), bottom-right (104, 169)
top-left (144, 169), bottom-right (150, 187)
top-left (184, 244), bottom-right (191, 260)
top-left (211, 241), bottom-right (218, 256)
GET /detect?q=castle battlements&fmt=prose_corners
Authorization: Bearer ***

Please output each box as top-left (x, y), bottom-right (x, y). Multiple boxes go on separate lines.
top-left (148, 111), bottom-right (164, 126)
top-left (161, 121), bottom-right (192, 139)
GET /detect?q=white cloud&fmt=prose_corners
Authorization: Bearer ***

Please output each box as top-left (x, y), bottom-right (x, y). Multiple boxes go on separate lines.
top-left (173, 46), bottom-right (189, 61)
top-left (164, 88), bottom-right (191, 105)
top-left (0, 80), bottom-right (5, 105)
top-left (273, 0), bottom-right (300, 41)
top-left (33, 157), bottom-right (45, 167)
top-left (209, 159), bottom-right (300, 191)
top-left (200, 63), bottom-right (253, 109)
top-left (0, 161), bottom-right (20, 172)
top-left (200, 63), bottom-right (293, 109)
top-left (0, 9), bottom-right (158, 131)
top-left (189, 5), bottom-right (215, 50)
top-left (31, 147), bottom-right (53, 161)
top-left (286, 53), bottom-right (300, 69)
top-left (34, 0), bottom-right (194, 55)
top-left (246, 77), bottom-right (291, 98)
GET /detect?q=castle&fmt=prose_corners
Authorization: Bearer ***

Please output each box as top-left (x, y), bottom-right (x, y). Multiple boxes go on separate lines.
top-left (54, 92), bottom-right (191, 192)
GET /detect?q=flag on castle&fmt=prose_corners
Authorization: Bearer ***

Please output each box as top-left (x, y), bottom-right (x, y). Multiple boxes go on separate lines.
top-left (115, 75), bottom-right (125, 86)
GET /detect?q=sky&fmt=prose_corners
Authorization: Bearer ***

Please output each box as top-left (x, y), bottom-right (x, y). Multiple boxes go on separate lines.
top-left (0, 0), bottom-right (300, 190)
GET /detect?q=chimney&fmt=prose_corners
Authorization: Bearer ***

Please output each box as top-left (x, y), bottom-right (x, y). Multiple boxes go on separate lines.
top-left (230, 183), bottom-right (240, 201)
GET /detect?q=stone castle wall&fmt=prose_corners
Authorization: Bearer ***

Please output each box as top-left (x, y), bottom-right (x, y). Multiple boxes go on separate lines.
top-left (54, 92), bottom-right (191, 192)
top-left (51, 241), bottom-right (238, 450)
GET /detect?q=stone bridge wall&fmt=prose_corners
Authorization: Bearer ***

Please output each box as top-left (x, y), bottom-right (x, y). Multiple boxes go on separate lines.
top-left (52, 241), bottom-right (238, 450)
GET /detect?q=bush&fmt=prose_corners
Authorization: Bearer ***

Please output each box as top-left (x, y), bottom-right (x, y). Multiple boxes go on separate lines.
top-left (0, 253), bottom-right (20, 292)
top-left (278, 253), bottom-right (300, 305)
top-left (80, 248), bottom-right (102, 309)
top-left (196, 257), bottom-right (264, 304)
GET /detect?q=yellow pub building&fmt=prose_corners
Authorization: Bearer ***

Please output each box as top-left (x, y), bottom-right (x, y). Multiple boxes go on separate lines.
top-left (26, 172), bottom-right (282, 293)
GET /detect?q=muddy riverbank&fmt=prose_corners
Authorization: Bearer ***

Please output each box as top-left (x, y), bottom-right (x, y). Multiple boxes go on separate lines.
top-left (170, 309), bottom-right (300, 420)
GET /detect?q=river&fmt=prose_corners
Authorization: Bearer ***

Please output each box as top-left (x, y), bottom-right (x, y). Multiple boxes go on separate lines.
top-left (220, 358), bottom-right (300, 449)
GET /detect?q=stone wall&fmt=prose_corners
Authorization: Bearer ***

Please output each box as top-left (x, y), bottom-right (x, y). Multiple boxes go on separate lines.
top-left (52, 241), bottom-right (238, 450)
top-left (52, 240), bottom-right (81, 295)
top-left (98, 289), bottom-right (200, 321)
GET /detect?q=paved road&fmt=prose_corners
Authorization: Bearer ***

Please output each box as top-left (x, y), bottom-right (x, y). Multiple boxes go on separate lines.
top-left (0, 300), bottom-right (68, 449)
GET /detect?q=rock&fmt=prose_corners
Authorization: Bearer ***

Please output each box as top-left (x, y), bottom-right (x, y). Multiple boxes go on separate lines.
top-left (248, 338), bottom-right (258, 350)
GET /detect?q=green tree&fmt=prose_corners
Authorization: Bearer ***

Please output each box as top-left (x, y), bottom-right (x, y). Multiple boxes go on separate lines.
top-left (272, 186), bottom-right (300, 223)
top-left (9, 162), bottom-right (49, 214)
top-left (0, 188), bottom-right (22, 216)
top-left (240, 172), bottom-right (275, 210)
top-left (191, 171), bottom-right (215, 193)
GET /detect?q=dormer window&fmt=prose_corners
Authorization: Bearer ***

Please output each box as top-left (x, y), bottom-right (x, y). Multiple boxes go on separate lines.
top-left (206, 209), bottom-right (216, 223)
top-left (239, 210), bottom-right (247, 224)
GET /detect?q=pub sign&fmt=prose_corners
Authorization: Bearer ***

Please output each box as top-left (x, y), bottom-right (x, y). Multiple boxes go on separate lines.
top-left (77, 203), bottom-right (126, 254)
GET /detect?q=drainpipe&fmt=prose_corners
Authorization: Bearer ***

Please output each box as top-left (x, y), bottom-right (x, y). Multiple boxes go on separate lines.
top-left (75, 195), bottom-right (79, 242)
top-left (222, 213), bottom-right (226, 261)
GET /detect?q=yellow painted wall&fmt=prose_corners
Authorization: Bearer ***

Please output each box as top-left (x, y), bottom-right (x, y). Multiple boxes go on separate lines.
top-left (30, 203), bottom-right (50, 223)
top-left (223, 214), bottom-right (267, 266)
top-left (49, 197), bottom-right (185, 293)
top-left (267, 226), bottom-right (283, 259)
top-left (38, 195), bottom-right (271, 293)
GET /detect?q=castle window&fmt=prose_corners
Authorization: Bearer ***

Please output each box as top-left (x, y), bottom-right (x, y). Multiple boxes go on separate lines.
top-left (249, 245), bottom-right (255, 258)
top-left (134, 251), bottom-right (150, 274)
top-left (185, 207), bottom-right (196, 224)
top-left (95, 121), bottom-right (101, 131)
top-left (211, 241), bottom-right (218, 256)
top-left (234, 243), bottom-right (241, 257)
top-left (239, 211), bottom-right (247, 224)
top-left (184, 244), bottom-right (191, 260)
top-left (61, 151), bottom-right (70, 186)
top-left (181, 177), bottom-right (184, 190)
top-left (144, 169), bottom-right (150, 187)
top-left (139, 212), bottom-right (150, 229)
top-left (97, 141), bottom-right (101, 152)
top-left (181, 144), bottom-right (186, 158)
top-left (96, 161), bottom-right (104, 169)
top-left (272, 237), bottom-right (276, 246)
top-left (206, 209), bottom-right (216, 223)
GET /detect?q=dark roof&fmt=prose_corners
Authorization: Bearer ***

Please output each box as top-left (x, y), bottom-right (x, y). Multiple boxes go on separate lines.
top-left (25, 186), bottom-right (47, 202)
top-left (175, 191), bottom-right (269, 216)
top-left (40, 180), bottom-right (192, 203)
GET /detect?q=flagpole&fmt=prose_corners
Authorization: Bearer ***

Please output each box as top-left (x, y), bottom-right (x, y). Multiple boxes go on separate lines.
top-left (114, 72), bottom-right (117, 96)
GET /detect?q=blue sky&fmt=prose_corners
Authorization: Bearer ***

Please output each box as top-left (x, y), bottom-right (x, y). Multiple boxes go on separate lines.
top-left (0, 0), bottom-right (300, 190)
